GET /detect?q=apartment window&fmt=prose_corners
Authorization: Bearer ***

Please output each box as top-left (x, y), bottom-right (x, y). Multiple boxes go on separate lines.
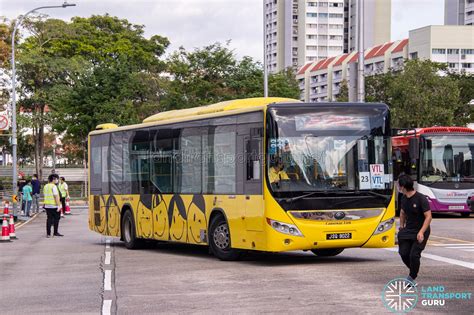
top-left (329, 35), bottom-right (343, 40)
top-left (329, 13), bottom-right (343, 18)
top-left (462, 63), bottom-right (473, 68)
top-left (307, 13), bottom-right (318, 18)
top-left (308, 23), bottom-right (317, 28)
top-left (319, 35), bottom-right (328, 39)
top-left (448, 63), bottom-right (458, 68)
top-left (329, 46), bottom-right (342, 51)
top-left (319, 13), bottom-right (328, 18)
top-left (307, 45), bottom-right (318, 50)
top-left (329, 24), bottom-right (343, 29)
top-left (319, 24), bottom-right (327, 29)
top-left (319, 2), bottom-right (328, 7)
top-left (308, 1), bottom-right (317, 6)
top-left (447, 49), bottom-right (459, 54)
top-left (330, 2), bottom-right (343, 7)
top-left (307, 35), bottom-right (317, 39)
top-left (432, 48), bottom-right (446, 54)
top-left (461, 49), bottom-right (474, 54)
top-left (410, 52), bottom-right (418, 59)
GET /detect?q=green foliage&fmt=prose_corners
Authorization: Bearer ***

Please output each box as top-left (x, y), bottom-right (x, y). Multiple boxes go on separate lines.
top-left (366, 59), bottom-right (469, 128)
top-left (335, 80), bottom-right (349, 102)
top-left (163, 42), bottom-right (300, 110)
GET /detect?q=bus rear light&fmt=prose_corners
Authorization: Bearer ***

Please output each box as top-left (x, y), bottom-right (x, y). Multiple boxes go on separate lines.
top-left (374, 218), bottom-right (395, 235)
top-left (266, 218), bottom-right (304, 237)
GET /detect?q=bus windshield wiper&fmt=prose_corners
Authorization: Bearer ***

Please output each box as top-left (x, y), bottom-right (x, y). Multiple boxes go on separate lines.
top-left (356, 190), bottom-right (391, 201)
top-left (424, 177), bottom-right (445, 186)
top-left (284, 191), bottom-right (320, 203)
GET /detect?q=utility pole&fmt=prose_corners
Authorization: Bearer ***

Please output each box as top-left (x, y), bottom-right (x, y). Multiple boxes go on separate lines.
top-left (357, 0), bottom-right (365, 102)
top-left (10, 2), bottom-right (76, 218)
top-left (263, 0), bottom-right (269, 97)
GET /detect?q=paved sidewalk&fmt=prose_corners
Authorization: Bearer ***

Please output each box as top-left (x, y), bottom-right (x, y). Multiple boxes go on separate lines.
top-left (0, 207), bottom-right (103, 315)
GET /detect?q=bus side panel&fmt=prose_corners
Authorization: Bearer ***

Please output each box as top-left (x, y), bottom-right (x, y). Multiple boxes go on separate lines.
top-left (152, 194), bottom-right (171, 241)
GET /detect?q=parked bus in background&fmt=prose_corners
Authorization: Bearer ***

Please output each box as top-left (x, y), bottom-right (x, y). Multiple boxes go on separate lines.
top-left (88, 97), bottom-right (396, 260)
top-left (392, 127), bottom-right (474, 217)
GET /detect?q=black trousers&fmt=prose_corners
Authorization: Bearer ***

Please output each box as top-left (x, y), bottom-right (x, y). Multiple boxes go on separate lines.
top-left (398, 229), bottom-right (430, 280)
top-left (46, 208), bottom-right (60, 236)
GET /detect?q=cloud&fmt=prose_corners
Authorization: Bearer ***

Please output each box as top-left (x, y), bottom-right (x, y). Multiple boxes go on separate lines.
top-left (0, 0), bottom-right (264, 60)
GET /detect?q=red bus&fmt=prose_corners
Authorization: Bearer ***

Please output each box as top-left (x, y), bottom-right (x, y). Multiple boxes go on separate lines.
top-left (392, 127), bottom-right (474, 217)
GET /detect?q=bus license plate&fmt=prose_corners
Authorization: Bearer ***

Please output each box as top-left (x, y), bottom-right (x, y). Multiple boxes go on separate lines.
top-left (326, 233), bottom-right (352, 240)
top-left (449, 205), bottom-right (464, 210)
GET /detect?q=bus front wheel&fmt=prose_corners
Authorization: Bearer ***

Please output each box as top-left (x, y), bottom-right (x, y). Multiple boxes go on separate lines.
top-left (122, 210), bottom-right (142, 249)
top-left (311, 248), bottom-right (344, 257)
top-left (209, 215), bottom-right (241, 261)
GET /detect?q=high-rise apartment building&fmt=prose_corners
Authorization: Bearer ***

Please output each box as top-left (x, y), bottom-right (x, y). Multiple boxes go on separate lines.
top-left (264, 0), bottom-right (391, 73)
top-left (445, 0), bottom-right (474, 25)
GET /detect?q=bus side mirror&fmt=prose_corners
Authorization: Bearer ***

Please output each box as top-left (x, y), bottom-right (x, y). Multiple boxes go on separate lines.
top-left (409, 138), bottom-right (419, 160)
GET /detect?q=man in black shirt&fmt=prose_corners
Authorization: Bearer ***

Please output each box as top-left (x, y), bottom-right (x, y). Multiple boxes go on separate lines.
top-left (397, 174), bottom-right (432, 285)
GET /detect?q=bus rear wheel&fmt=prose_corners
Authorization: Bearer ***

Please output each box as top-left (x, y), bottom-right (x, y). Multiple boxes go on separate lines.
top-left (122, 210), bottom-right (142, 249)
top-left (311, 248), bottom-right (344, 257)
top-left (209, 215), bottom-right (241, 261)
top-left (460, 212), bottom-right (471, 218)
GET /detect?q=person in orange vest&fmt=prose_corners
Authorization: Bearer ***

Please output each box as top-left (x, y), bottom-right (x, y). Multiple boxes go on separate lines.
top-left (43, 174), bottom-right (63, 237)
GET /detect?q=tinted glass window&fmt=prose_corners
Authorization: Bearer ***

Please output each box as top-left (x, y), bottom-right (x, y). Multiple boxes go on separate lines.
top-left (203, 125), bottom-right (236, 194)
top-left (110, 132), bottom-right (123, 195)
top-left (130, 130), bottom-right (151, 194)
top-left (151, 128), bottom-right (175, 193)
top-left (176, 128), bottom-right (202, 193)
top-left (90, 135), bottom-right (102, 193)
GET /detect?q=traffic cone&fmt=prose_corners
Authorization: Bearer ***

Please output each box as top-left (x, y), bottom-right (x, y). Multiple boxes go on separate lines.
top-left (65, 198), bottom-right (71, 215)
top-left (1, 216), bottom-right (11, 242)
top-left (9, 215), bottom-right (16, 239)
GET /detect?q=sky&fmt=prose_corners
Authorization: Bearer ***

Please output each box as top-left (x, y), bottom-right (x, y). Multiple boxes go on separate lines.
top-left (0, 0), bottom-right (444, 61)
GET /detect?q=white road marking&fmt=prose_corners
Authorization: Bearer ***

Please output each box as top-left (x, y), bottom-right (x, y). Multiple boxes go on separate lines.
top-left (102, 300), bottom-right (112, 315)
top-left (105, 251), bottom-right (111, 265)
top-left (464, 249), bottom-right (474, 252)
top-left (384, 248), bottom-right (474, 270)
top-left (445, 246), bottom-right (474, 249)
top-left (106, 239), bottom-right (110, 249)
top-left (432, 243), bottom-right (474, 246)
top-left (104, 270), bottom-right (112, 291)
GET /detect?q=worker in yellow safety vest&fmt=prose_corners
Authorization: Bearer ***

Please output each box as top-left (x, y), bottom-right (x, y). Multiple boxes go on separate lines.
top-left (58, 177), bottom-right (70, 218)
top-left (44, 174), bottom-right (63, 238)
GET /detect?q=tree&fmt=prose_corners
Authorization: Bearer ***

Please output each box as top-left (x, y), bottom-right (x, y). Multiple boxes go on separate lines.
top-left (447, 71), bottom-right (474, 123)
top-left (335, 80), bottom-right (349, 102)
top-left (365, 59), bottom-right (466, 128)
top-left (16, 17), bottom-right (81, 178)
top-left (40, 15), bottom-right (170, 147)
top-left (163, 42), bottom-right (301, 110)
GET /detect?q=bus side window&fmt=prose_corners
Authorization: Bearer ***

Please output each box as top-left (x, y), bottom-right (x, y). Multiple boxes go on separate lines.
top-left (90, 135), bottom-right (102, 195)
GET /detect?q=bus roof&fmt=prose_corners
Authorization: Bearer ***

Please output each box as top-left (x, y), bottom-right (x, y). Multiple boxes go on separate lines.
top-left (142, 97), bottom-right (300, 123)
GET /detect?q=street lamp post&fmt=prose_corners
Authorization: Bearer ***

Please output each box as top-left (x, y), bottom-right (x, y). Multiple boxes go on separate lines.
top-left (10, 2), bottom-right (76, 218)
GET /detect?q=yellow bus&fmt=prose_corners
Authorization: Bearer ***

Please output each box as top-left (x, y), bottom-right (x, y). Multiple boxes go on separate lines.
top-left (88, 97), bottom-right (395, 260)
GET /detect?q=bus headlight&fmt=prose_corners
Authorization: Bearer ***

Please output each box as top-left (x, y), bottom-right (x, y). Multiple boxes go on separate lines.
top-left (374, 218), bottom-right (395, 235)
top-left (266, 218), bottom-right (304, 237)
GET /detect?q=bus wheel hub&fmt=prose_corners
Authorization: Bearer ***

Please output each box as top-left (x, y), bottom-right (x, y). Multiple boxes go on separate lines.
top-left (214, 224), bottom-right (229, 249)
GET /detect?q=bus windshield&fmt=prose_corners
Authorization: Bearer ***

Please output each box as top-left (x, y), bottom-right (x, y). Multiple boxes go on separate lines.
top-left (267, 105), bottom-right (392, 195)
top-left (420, 135), bottom-right (474, 184)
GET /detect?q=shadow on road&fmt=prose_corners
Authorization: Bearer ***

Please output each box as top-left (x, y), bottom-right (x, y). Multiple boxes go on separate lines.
top-left (109, 240), bottom-right (384, 265)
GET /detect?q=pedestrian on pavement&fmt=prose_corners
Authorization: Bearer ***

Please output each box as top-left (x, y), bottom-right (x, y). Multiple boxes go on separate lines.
top-left (58, 177), bottom-right (69, 218)
top-left (31, 174), bottom-right (41, 214)
top-left (44, 174), bottom-right (63, 238)
top-left (18, 175), bottom-right (26, 215)
top-left (397, 174), bottom-right (432, 285)
top-left (22, 179), bottom-right (33, 217)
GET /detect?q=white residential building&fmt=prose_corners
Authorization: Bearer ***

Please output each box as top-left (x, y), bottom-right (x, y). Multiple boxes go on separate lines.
top-left (445, 0), bottom-right (474, 25)
top-left (297, 25), bottom-right (474, 102)
top-left (265, 0), bottom-right (391, 74)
